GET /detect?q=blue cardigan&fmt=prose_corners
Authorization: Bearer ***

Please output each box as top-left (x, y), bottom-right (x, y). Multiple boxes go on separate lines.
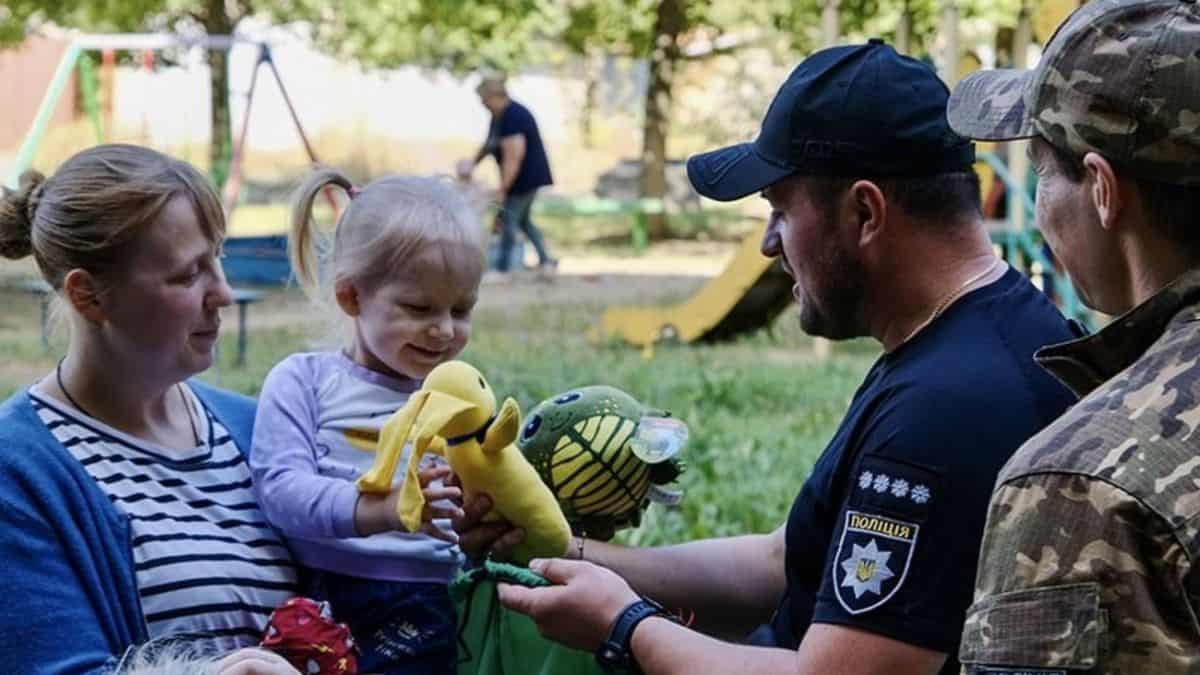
top-left (0, 382), bottom-right (258, 675)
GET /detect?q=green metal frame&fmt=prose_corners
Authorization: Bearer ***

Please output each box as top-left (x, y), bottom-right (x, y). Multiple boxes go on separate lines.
top-left (978, 151), bottom-right (1092, 328)
top-left (5, 33), bottom-right (243, 190)
top-left (534, 196), bottom-right (753, 255)
top-left (77, 51), bottom-right (104, 144)
top-left (6, 45), bottom-right (82, 187)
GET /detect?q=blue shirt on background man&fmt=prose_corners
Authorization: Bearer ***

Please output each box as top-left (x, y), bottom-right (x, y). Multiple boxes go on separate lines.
top-left (486, 100), bottom-right (553, 196)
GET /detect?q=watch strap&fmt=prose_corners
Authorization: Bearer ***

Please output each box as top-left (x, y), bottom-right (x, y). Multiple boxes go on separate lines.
top-left (595, 598), bottom-right (670, 674)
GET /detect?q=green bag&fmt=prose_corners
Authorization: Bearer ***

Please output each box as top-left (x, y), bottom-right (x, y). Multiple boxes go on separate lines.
top-left (452, 562), bottom-right (607, 675)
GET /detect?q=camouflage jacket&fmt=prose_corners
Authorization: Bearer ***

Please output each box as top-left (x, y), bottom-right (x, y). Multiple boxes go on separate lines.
top-left (960, 269), bottom-right (1200, 675)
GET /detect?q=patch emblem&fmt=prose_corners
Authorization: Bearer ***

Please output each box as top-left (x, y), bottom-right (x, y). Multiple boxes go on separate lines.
top-left (833, 510), bottom-right (919, 614)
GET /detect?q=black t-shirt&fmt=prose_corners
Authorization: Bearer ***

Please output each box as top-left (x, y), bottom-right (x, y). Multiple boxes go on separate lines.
top-left (486, 100), bottom-right (553, 195)
top-left (768, 267), bottom-right (1081, 674)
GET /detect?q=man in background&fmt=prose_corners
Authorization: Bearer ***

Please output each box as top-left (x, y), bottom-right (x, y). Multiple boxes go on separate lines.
top-left (458, 75), bottom-right (557, 275)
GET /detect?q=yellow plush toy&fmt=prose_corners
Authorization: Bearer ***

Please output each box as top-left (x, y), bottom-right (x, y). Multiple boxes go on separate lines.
top-left (357, 361), bottom-right (571, 564)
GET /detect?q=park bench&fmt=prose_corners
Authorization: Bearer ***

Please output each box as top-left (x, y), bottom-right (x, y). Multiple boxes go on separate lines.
top-left (9, 279), bottom-right (264, 368)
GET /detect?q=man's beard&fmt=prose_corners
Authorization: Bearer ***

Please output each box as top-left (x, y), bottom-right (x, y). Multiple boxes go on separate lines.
top-left (797, 239), bottom-right (866, 341)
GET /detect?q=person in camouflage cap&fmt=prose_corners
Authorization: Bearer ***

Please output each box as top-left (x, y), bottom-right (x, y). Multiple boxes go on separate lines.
top-left (947, 0), bottom-right (1200, 673)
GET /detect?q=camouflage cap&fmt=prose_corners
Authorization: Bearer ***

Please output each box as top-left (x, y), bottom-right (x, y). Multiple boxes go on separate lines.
top-left (948, 0), bottom-right (1200, 185)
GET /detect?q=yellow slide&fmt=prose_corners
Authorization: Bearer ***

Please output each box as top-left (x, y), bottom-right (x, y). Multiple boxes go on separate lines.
top-left (596, 137), bottom-right (1003, 351)
top-left (596, 221), bottom-right (794, 349)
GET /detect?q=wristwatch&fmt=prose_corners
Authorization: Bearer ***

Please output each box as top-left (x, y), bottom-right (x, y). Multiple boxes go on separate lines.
top-left (595, 596), bottom-right (672, 674)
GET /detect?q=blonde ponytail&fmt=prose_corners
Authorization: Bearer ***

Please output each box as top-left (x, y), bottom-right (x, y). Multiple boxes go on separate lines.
top-left (288, 167), bottom-right (353, 301)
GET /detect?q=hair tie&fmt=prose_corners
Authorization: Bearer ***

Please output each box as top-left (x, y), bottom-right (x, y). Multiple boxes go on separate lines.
top-left (348, 185), bottom-right (361, 199)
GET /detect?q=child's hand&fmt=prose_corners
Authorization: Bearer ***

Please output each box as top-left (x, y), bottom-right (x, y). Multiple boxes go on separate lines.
top-left (215, 648), bottom-right (301, 675)
top-left (353, 466), bottom-right (461, 539)
top-left (415, 464), bottom-right (464, 543)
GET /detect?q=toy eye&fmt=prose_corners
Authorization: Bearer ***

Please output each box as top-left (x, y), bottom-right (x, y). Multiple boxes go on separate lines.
top-left (522, 414), bottom-right (542, 440)
top-left (478, 377), bottom-right (487, 389)
top-left (553, 392), bottom-right (581, 405)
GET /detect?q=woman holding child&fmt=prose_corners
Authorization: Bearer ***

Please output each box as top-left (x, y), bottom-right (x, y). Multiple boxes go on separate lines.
top-left (0, 139), bottom-right (490, 674)
top-left (0, 144), bottom-right (301, 674)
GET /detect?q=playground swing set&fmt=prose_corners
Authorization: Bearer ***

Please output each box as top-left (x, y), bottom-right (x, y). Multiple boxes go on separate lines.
top-left (5, 32), bottom-right (330, 287)
top-left (4, 33), bottom-right (339, 365)
top-left (6, 4), bottom-right (1092, 357)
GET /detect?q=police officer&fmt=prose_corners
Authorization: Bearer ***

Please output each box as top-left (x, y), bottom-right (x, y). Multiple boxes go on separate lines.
top-left (466, 41), bottom-right (1079, 675)
top-left (948, 0), bottom-right (1200, 672)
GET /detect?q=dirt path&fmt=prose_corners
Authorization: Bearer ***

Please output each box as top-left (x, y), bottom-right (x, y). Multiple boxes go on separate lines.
top-left (0, 240), bottom-right (740, 334)
top-left (229, 240), bottom-right (738, 328)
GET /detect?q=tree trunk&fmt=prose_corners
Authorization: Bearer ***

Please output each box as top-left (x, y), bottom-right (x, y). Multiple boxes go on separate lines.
top-left (204, 0), bottom-right (235, 190)
top-left (639, 0), bottom-right (685, 240)
top-left (581, 57), bottom-right (598, 149)
top-left (896, 0), bottom-right (912, 54)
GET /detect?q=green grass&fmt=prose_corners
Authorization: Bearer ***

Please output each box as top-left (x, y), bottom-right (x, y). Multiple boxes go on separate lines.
top-left (225, 201), bottom-right (758, 246)
top-left (0, 289), bottom-right (876, 547)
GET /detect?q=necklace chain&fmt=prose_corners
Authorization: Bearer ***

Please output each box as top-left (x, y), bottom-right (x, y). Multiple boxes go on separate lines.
top-left (896, 259), bottom-right (1004, 348)
top-left (55, 358), bottom-right (201, 447)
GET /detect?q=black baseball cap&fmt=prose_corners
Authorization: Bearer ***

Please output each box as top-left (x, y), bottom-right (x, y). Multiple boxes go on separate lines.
top-left (687, 39), bottom-right (976, 202)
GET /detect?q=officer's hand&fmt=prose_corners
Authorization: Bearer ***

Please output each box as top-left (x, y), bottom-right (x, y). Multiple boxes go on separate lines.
top-left (497, 558), bottom-right (640, 651)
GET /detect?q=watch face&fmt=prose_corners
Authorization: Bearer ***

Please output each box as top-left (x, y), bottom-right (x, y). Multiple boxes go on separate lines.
top-left (596, 643), bottom-right (627, 670)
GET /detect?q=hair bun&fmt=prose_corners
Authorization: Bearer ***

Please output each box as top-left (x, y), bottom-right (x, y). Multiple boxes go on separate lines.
top-left (0, 170), bottom-right (45, 260)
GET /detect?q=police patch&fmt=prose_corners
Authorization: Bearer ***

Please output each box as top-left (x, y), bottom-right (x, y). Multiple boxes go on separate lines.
top-left (833, 510), bottom-right (918, 614)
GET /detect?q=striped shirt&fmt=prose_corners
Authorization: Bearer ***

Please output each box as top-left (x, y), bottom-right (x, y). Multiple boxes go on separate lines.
top-left (30, 388), bottom-right (299, 652)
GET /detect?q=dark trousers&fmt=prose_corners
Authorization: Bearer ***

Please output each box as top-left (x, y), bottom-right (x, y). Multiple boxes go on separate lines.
top-left (497, 189), bottom-right (552, 272)
top-left (307, 570), bottom-right (456, 675)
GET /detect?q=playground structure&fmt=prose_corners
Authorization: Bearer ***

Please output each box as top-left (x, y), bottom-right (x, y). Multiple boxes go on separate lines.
top-left (4, 0), bottom-right (1090, 351)
top-left (3, 32), bottom-right (335, 286)
top-left (596, 0), bottom-right (1091, 350)
top-left (595, 150), bottom-right (1088, 350)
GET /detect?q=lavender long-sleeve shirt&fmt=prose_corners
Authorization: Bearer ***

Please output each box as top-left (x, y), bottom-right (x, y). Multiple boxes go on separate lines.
top-left (250, 352), bottom-right (463, 582)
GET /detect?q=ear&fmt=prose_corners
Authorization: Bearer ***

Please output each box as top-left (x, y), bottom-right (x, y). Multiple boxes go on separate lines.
top-left (482, 397), bottom-right (521, 454)
top-left (848, 180), bottom-right (888, 249)
top-left (62, 268), bottom-right (106, 323)
top-left (334, 278), bottom-right (362, 317)
top-left (1083, 152), bottom-right (1122, 231)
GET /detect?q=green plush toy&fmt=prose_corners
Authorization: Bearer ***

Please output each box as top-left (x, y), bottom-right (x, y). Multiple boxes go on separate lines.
top-left (516, 386), bottom-right (687, 541)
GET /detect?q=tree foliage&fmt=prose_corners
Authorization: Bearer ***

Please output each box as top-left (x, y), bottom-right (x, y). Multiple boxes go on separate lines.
top-left (1, 0), bottom-right (260, 187)
top-left (4, 0), bottom-right (1031, 226)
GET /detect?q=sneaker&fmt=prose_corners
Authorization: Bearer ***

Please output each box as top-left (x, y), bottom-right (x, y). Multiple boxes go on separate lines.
top-left (483, 270), bottom-right (511, 285)
top-left (538, 258), bottom-right (559, 273)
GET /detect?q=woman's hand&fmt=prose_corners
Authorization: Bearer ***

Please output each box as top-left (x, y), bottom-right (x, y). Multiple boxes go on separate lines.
top-left (452, 492), bottom-right (526, 564)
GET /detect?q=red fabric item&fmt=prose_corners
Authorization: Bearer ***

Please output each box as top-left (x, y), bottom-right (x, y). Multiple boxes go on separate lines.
top-left (261, 597), bottom-right (358, 675)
